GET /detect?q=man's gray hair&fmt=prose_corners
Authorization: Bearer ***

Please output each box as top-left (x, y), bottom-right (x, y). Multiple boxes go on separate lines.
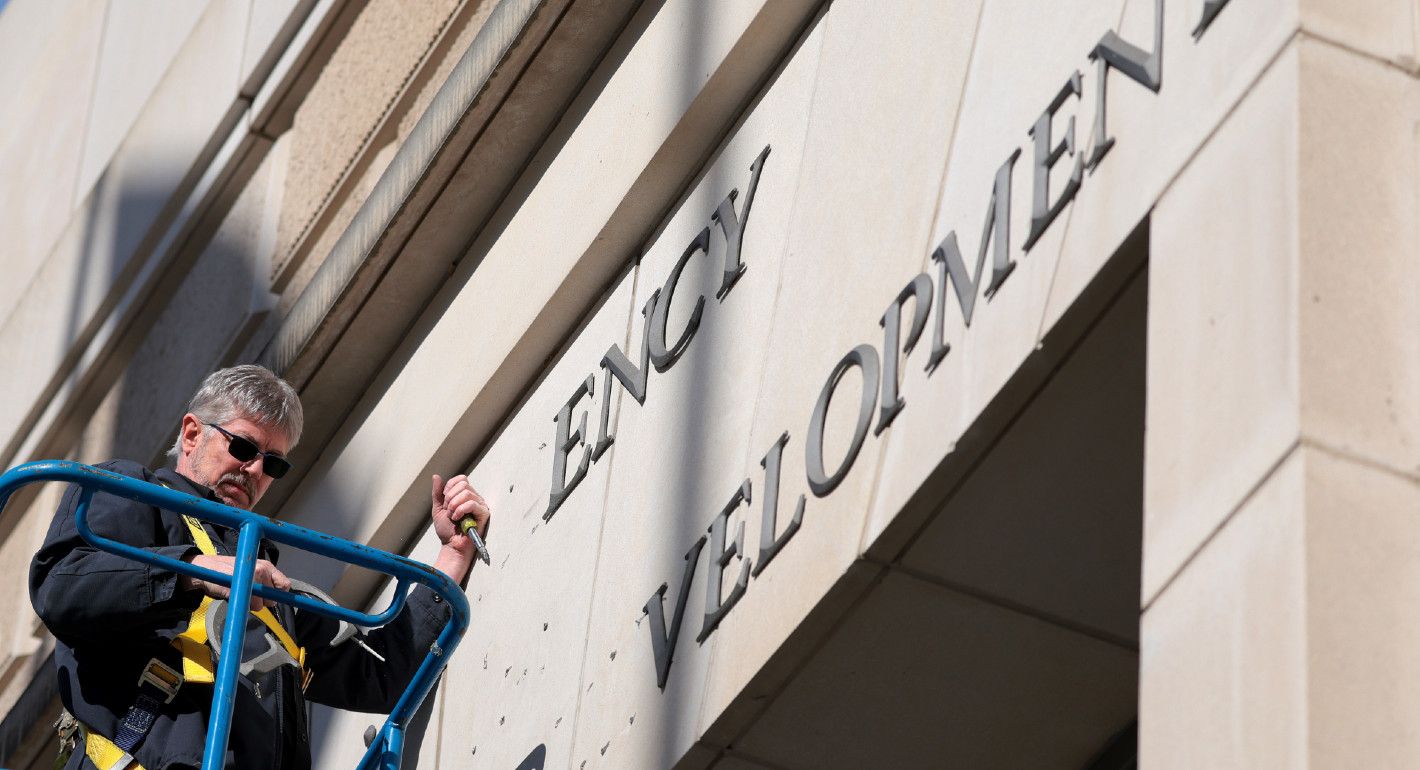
top-left (167, 365), bottom-right (303, 462)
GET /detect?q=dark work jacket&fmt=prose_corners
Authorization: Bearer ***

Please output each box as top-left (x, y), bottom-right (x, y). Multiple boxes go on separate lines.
top-left (29, 460), bottom-right (454, 770)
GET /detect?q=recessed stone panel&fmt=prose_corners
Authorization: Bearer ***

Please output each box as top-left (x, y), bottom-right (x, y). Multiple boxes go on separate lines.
top-left (900, 274), bottom-right (1145, 644)
top-left (737, 571), bottom-right (1137, 770)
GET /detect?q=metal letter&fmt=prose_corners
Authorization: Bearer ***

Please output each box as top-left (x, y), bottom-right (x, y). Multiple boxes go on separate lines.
top-left (643, 536), bottom-right (707, 690)
top-left (752, 432), bottom-right (804, 577)
top-left (1192, 0), bottom-right (1231, 39)
top-left (594, 293), bottom-right (659, 459)
top-left (924, 149), bottom-right (1021, 372)
top-left (876, 273), bottom-right (933, 434)
top-left (697, 480), bottom-right (752, 643)
top-left (1024, 71), bottom-right (1085, 251)
top-left (592, 368), bottom-right (616, 462)
top-left (545, 374), bottom-right (595, 520)
top-left (648, 228), bottom-right (711, 372)
top-left (1087, 0), bottom-right (1163, 171)
top-left (805, 344), bottom-right (881, 497)
top-left (710, 145), bottom-right (771, 299)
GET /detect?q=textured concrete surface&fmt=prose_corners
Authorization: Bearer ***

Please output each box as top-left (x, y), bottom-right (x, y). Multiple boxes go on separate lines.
top-left (272, 0), bottom-right (465, 288)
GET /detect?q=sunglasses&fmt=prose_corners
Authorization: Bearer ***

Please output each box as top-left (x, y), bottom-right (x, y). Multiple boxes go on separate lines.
top-left (205, 423), bottom-right (293, 479)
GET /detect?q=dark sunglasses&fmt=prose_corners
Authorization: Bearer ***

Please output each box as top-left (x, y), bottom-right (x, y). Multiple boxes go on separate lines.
top-left (205, 423), bottom-right (293, 479)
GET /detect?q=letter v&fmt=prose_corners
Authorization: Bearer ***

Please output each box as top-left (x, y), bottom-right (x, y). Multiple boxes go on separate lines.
top-left (644, 535), bottom-right (707, 690)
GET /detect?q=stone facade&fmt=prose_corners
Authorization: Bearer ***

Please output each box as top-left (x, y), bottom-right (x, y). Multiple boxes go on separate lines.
top-left (1, 0), bottom-right (1416, 768)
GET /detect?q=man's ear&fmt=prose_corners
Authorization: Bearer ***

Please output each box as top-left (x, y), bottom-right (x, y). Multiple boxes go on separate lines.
top-left (179, 414), bottom-right (205, 457)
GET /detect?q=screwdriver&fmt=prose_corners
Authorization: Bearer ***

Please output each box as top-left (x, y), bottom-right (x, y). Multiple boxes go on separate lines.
top-left (352, 634), bottom-right (386, 663)
top-left (459, 517), bottom-right (491, 566)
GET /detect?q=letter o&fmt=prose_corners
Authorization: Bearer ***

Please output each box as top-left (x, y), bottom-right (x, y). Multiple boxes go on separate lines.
top-left (805, 344), bottom-right (881, 497)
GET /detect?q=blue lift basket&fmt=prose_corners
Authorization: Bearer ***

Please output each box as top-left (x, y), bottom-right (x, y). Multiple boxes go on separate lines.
top-left (0, 460), bottom-right (471, 770)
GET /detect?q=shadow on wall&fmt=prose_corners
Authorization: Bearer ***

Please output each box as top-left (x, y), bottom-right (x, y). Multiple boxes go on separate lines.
top-left (653, 2), bottom-right (713, 768)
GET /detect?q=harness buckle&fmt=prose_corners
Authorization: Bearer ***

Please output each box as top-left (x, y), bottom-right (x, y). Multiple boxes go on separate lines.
top-left (137, 658), bottom-right (183, 704)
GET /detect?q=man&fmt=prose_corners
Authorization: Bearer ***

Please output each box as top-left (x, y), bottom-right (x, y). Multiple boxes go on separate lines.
top-left (29, 365), bottom-right (491, 770)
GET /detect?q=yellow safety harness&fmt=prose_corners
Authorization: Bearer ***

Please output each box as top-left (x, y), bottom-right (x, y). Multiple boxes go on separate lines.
top-left (173, 514), bottom-right (305, 683)
top-left (67, 512), bottom-right (305, 770)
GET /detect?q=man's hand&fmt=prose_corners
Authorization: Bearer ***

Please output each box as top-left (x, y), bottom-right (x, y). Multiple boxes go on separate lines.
top-left (431, 474), bottom-right (490, 584)
top-left (180, 554), bottom-right (291, 611)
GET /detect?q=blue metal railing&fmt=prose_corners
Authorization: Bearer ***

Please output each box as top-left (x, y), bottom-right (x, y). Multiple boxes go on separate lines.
top-left (0, 460), bottom-right (470, 770)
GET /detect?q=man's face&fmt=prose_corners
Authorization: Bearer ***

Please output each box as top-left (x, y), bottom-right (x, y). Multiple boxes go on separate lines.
top-left (175, 413), bottom-right (291, 509)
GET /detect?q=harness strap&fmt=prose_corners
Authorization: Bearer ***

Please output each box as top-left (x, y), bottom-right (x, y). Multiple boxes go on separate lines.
top-left (83, 724), bottom-right (142, 770)
top-left (174, 514), bottom-right (305, 680)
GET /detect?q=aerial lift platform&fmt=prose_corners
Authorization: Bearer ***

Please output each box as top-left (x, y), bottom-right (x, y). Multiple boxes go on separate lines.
top-left (0, 460), bottom-right (470, 770)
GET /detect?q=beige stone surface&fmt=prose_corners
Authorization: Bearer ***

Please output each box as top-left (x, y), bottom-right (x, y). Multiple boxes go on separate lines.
top-left (1295, 37), bottom-right (1420, 479)
top-left (0, 0), bottom-right (93, 99)
top-left (1139, 450), bottom-right (1307, 770)
top-left (1302, 448), bottom-right (1420, 766)
top-left (394, 0), bottom-right (498, 141)
top-left (0, 0), bottom-right (250, 467)
top-left (94, 139), bottom-right (289, 466)
top-left (1041, 0), bottom-right (1300, 336)
top-left (0, 1), bottom-right (105, 321)
top-left (277, 139), bottom-right (399, 315)
top-left (429, 271), bottom-right (640, 770)
top-left (1300, 0), bottom-right (1416, 69)
top-left (1143, 43), bottom-right (1301, 604)
top-left (76, 0), bottom-right (215, 200)
top-left (1143, 445), bottom-right (1420, 767)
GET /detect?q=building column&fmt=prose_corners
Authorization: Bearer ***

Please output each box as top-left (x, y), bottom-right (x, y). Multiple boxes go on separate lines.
top-left (1141, 25), bottom-right (1420, 769)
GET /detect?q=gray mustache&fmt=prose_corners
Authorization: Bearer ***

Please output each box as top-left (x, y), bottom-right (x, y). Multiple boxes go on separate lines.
top-left (217, 471), bottom-right (255, 502)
